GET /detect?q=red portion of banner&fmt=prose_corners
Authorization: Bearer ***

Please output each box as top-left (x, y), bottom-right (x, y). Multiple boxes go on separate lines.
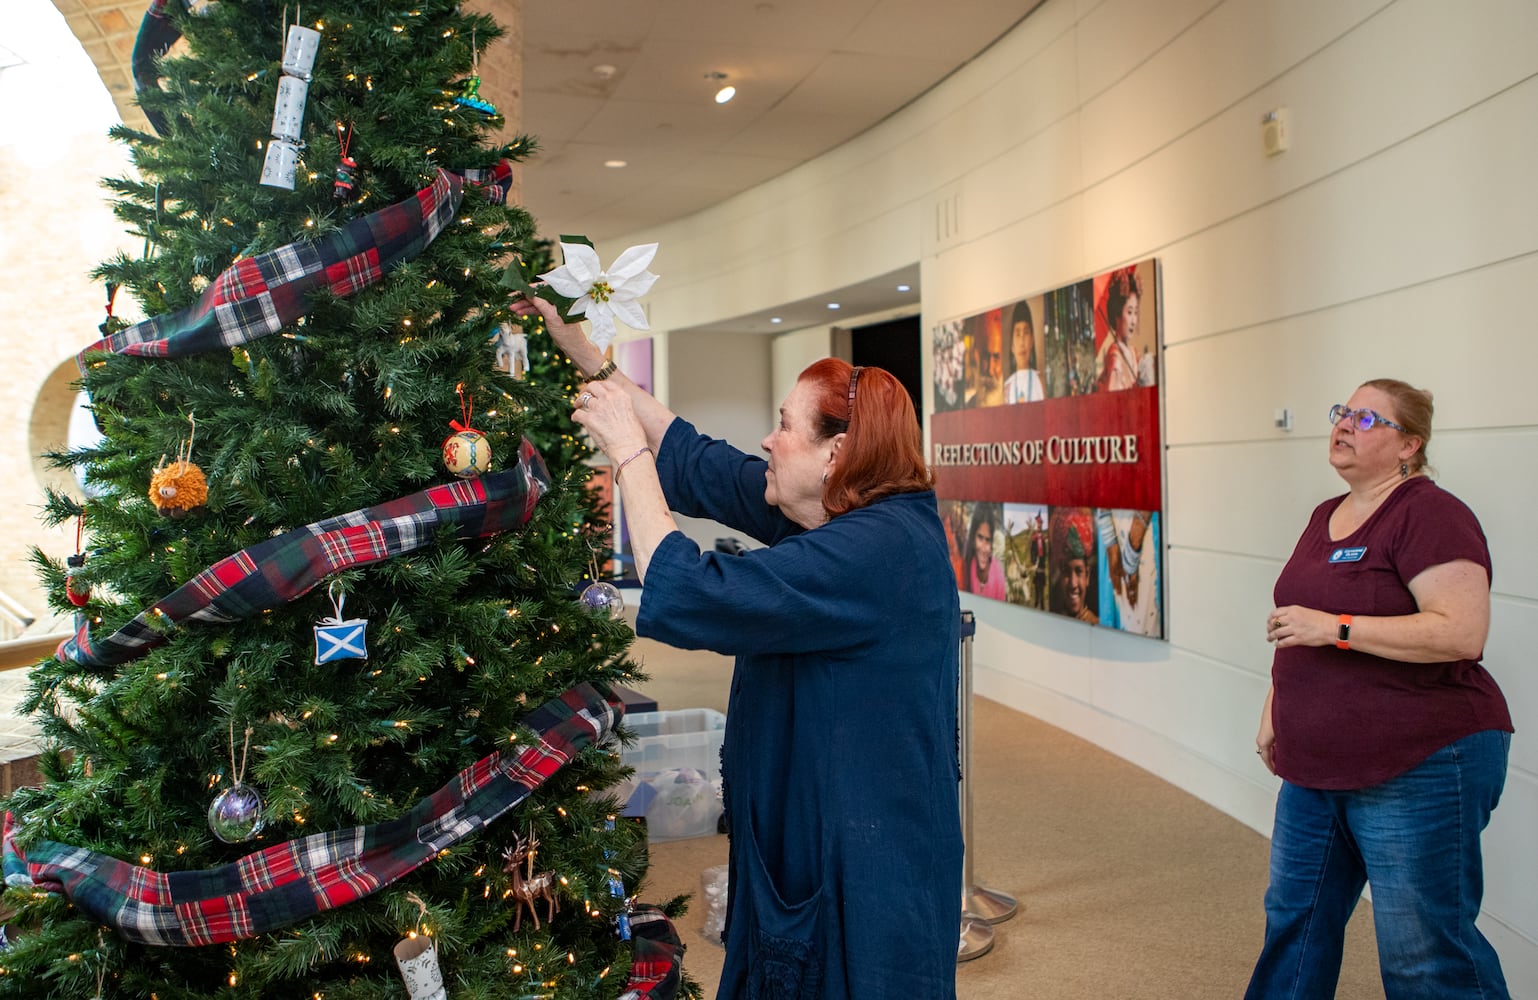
top-left (931, 386), bottom-right (1161, 510)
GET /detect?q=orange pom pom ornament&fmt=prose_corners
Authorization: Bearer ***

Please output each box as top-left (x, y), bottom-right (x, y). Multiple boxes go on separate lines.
top-left (150, 413), bottom-right (210, 518)
top-left (150, 459), bottom-right (209, 517)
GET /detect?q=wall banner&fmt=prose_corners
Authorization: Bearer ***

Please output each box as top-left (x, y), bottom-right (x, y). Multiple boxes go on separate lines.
top-left (931, 259), bottom-right (1165, 639)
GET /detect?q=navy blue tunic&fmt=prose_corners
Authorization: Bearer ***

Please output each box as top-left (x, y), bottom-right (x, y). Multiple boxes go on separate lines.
top-left (636, 419), bottom-right (963, 1000)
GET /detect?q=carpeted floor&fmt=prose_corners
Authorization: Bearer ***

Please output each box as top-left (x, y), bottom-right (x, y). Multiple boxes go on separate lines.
top-left (625, 634), bottom-right (1388, 999)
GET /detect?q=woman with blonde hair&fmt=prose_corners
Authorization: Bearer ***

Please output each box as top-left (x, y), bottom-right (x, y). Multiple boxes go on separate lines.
top-left (1248, 379), bottom-right (1512, 999)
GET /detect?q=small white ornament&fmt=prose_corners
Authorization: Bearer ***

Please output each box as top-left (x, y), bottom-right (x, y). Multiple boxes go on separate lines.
top-left (270, 76), bottom-right (309, 142)
top-left (490, 322), bottom-right (529, 379)
top-left (281, 24), bottom-right (321, 79)
top-left (259, 139), bottom-right (301, 190)
top-left (258, 23), bottom-right (319, 187)
top-left (393, 935), bottom-right (447, 1000)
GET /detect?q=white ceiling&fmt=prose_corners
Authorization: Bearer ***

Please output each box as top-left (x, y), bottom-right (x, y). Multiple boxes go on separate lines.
top-left (521, 0), bottom-right (1045, 259)
top-left (36, 0), bottom-right (1045, 335)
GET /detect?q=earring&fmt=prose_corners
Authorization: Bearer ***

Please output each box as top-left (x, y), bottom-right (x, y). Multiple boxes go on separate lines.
top-left (821, 471), bottom-right (828, 484)
top-left (1400, 463), bottom-right (1409, 479)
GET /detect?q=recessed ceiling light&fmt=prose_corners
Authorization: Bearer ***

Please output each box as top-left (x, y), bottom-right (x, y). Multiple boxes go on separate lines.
top-left (592, 64), bottom-right (617, 79)
top-left (826, 303), bottom-right (841, 310)
top-left (604, 159), bottom-right (627, 168)
top-left (896, 284), bottom-right (911, 292)
top-left (769, 317), bottom-right (783, 325)
top-left (705, 71), bottom-right (734, 104)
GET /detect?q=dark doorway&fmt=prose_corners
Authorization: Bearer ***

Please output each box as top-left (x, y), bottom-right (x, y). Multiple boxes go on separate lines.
top-left (851, 315), bottom-right (923, 429)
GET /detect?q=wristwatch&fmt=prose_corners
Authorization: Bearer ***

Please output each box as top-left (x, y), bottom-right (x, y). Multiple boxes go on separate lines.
top-left (587, 358), bottom-right (618, 381)
top-left (1336, 614), bottom-right (1353, 650)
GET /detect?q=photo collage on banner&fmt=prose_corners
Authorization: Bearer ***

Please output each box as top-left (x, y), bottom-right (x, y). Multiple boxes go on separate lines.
top-left (931, 260), bottom-right (1164, 639)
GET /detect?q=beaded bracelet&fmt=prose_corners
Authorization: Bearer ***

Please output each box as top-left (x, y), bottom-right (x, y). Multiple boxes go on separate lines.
top-left (615, 446), bottom-right (653, 481)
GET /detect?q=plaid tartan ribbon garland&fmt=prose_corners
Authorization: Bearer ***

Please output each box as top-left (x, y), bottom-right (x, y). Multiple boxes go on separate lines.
top-left (2, 683), bottom-right (621, 946)
top-left (77, 167), bottom-right (464, 369)
top-left (130, 0), bottom-right (180, 136)
top-left (461, 159), bottom-right (513, 204)
top-left (618, 906), bottom-right (686, 1000)
top-left (57, 439), bottom-right (550, 669)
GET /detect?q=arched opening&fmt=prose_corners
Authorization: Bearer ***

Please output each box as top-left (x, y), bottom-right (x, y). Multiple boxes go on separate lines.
top-left (28, 359), bottom-right (97, 503)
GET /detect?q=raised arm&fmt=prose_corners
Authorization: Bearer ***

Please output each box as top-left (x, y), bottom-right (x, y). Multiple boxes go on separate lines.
top-left (510, 293), bottom-right (675, 454)
top-left (509, 293), bottom-right (682, 580)
top-left (572, 378), bottom-right (676, 582)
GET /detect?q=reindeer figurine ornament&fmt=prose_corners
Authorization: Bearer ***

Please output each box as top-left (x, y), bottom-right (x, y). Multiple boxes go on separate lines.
top-left (490, 321), bottom-right (529, 379)
top-left (503, 829), bottom-right (560, 932)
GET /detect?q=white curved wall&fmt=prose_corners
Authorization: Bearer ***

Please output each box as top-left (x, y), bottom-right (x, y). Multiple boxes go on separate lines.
top-left (9, 0), bottom-right (1534, 985)
top-left (615, 0), bottom-right (1538, 987)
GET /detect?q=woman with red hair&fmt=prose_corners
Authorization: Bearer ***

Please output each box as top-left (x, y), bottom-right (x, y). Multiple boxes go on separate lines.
top-left (514, 295), bottom-right (962, 1000)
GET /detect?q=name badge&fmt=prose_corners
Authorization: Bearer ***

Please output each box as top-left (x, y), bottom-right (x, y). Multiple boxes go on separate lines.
top-left (1329, 546), bottom-right (1367, 563)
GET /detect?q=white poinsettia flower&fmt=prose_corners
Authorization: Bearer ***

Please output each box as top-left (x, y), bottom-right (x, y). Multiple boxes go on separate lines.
top-left (539, 242), bottom-right (659, 350)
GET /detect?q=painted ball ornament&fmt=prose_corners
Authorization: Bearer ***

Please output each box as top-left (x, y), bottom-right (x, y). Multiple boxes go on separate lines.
top-left (208, 783), bottom-right (266, 843)
top-left (442, 429), bottom-right (492, 478)
top-left (580, 581), bottom-right (625, 620)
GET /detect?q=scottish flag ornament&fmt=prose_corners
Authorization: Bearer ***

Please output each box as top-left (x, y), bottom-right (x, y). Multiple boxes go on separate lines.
top-left (315, 583), bottom-right (368, 664)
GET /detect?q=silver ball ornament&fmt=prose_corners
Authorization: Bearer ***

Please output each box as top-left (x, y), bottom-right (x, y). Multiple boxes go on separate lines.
top-left (208, 782), bottom-right (266, 843)
top-left (579, 581), bottom-right (625, 620)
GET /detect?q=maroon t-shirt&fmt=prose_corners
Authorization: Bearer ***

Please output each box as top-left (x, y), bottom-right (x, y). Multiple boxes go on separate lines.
top-left (1271, 476), bottom-right (1512, 790)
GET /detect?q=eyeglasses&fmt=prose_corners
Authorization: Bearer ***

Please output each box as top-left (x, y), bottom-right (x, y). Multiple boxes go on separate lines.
top-left (1328, 404), bottom-right (1406, 433)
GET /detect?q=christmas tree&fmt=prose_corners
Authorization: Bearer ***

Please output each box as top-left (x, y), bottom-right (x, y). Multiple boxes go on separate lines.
top-left (0, 2), bottom-right (685, 996)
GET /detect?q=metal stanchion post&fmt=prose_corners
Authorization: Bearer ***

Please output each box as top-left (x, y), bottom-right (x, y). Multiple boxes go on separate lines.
top-left (958, 610), bottom-right (1018, 925)
top-left (958, 911), bottom-right (994, 962)
top-left (956, 610), bottom-right (996, 962)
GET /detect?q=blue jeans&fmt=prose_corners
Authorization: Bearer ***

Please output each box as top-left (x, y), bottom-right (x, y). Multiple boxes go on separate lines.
top-left (1245, 729), bottom-right (1511, 1000)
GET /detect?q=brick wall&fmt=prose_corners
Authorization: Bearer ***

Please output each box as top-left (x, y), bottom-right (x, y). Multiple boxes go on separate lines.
top-left (52, 0), bottom-right (152, 133)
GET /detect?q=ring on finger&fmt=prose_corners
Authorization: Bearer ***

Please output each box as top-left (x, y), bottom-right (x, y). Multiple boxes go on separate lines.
top-left (577, 391), bottom-right (594, 409)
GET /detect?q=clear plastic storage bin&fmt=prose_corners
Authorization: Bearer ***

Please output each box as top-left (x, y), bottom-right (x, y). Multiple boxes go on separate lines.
top-left (614, 708), bottom-right (727, 841)
top-left (620, 708), bottom-right (726, 779)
